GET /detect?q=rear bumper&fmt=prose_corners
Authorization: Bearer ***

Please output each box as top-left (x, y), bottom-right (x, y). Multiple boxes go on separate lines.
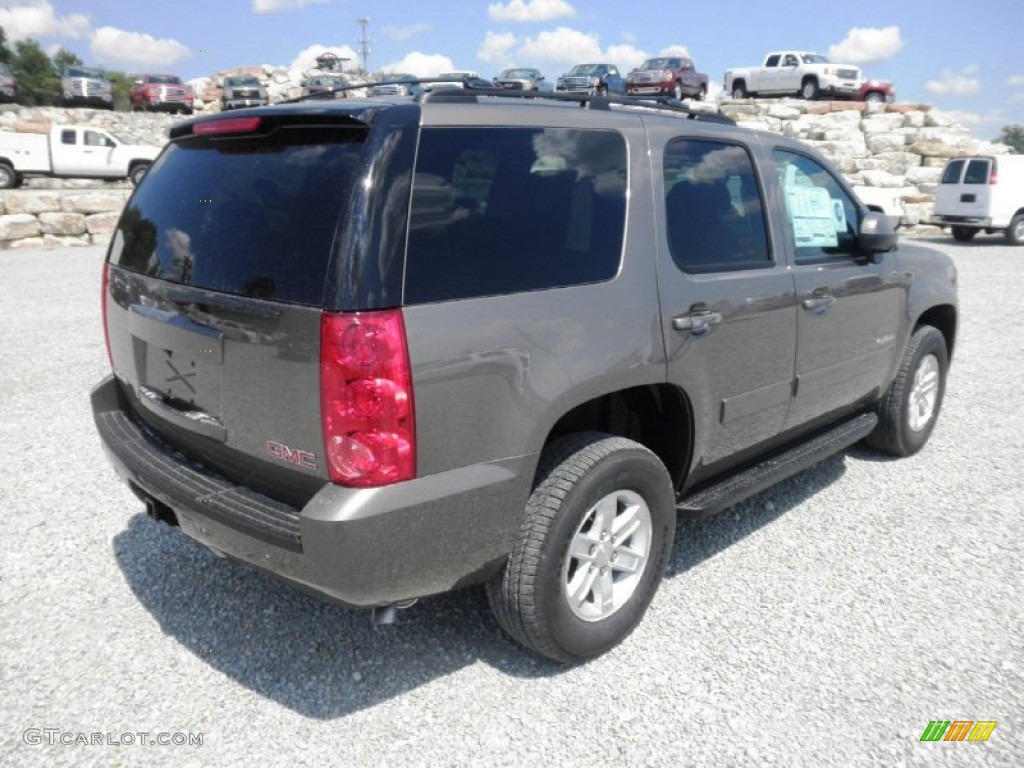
top-left (91, 375), bottom-right (533, 607)
top-left (933, 214), bottom-right (994, 228)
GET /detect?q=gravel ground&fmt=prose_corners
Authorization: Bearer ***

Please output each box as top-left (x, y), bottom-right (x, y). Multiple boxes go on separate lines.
top-left (1, 239), bottom-right (1020, 767)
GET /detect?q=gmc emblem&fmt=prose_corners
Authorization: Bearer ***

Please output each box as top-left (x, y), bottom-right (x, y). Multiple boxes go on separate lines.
top-left (266, 441), bottom-right (317, 470)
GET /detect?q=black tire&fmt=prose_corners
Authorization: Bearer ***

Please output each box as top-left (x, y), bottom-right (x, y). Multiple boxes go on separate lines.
top-left (800, 78), bottom-right (820, 100)
top-left (672, 80), bottom-right (683, 100)
top-left (129, 163), bottom-right (150, 187)
top-left (487, 432), bottom-right (676, 663)
top-left (695, 85), bottom-right (706, 102)
top-left (1005, 213), bottom-right (1024, 246)
top-left (951, 226), bottom-right (976, 243)
top-left (731, 81), bottom-right (748, 99)
top-left (866, 326), bottom-right (948, 457)
top-left (596, 84), bottom-right (608, 97)
top-left (863, 90), bottom-right (885, 104)
top-left (0, 161), bottom-right (16, 189)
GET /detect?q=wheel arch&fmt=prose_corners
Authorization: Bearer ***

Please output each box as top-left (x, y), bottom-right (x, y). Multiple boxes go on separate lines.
top-left (543, 384), bottom-right (694, 490)
top-left (914, 303), bottom-right (958, 360)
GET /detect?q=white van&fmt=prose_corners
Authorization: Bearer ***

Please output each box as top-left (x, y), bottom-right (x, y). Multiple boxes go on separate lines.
top-left (933, 155), bottom-right (1024, 245)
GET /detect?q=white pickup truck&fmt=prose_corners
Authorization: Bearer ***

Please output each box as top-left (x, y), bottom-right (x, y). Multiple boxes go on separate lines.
top-left (725, 51), bottom-right (864, 100)
top-left (0, 125), bottom-right (161, 189)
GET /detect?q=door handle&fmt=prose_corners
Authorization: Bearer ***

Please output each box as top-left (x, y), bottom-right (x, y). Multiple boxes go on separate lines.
top-left (801, 295), bottom-right (836, 314)
top-left (673, 310), bottom-right (722, 335)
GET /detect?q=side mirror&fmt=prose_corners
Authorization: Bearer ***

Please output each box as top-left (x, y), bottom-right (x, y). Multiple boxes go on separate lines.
top-left (858, 211), bottom-right (898, 257)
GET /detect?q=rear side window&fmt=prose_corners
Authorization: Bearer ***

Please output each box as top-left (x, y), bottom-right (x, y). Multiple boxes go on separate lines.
top-left (964, 159), bottom-right (991, 184)
top-left (110, 126), bottom-right (364, 306)
top-left (403, 127), bottom-right (627, 304)
top-left (663, 139), bottom-right (771, 273)
top-left (940, 160), bottom-right (965, 184)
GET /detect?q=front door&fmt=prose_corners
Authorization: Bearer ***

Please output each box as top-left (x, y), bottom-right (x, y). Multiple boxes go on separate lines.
top-left (770, 148), bottom-right (904, 430)
top-left (655, 134), bottom-right (797, 482)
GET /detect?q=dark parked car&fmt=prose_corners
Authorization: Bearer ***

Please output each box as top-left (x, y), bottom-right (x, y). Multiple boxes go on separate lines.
top-left (626, 56), bottom-right (708, 100)
top-left (301, 75), bottom-right (348, 99)
top-left (0, 61), bottom-right (17, 102)
top-left (93, 89), bottom-right (957, 663)
top-left (556, 63), bottom-right (626, 95)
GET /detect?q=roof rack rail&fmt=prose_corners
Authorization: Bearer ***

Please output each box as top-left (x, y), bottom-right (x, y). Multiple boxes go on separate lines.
top-left (418, 85), bottom-right (735, 124)
top-left (279, 76), bottom-right (736, 124)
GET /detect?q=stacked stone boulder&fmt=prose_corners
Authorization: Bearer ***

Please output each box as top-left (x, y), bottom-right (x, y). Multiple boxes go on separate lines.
top-left (0, 190), bottom-right (129, 248)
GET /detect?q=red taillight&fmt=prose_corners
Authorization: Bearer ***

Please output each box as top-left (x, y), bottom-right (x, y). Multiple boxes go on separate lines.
top-left (990, 169), bottom-right (998, 185)
top-left (193, 116), bottom-right (262, 136)
top-left (101, 263), bottom-right (113, 369)
top-left (320, 309), bottom-right (416, 487)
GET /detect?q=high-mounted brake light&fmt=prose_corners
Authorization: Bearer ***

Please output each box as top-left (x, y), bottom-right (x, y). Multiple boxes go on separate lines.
top-left (320, 309), bottom-right (416, 487)
top-left (193, 116), bottom-right (262, 136)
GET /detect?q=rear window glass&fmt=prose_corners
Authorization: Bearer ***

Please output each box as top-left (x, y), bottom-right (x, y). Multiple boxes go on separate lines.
top-left (964, 159), bottom-right (990, 184)
top-left (940, 160), bottom-right (964, 184)
top-left (403, 127), bottom-right (627, 304)
top-left (110, 127), bottom-right (364, 306)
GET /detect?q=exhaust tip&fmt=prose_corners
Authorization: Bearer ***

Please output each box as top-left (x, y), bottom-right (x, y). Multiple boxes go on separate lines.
top-left (142, 496), bottom-right (179, 527)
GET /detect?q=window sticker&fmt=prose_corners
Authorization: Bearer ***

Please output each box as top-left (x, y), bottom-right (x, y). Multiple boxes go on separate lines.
top-left (785, 186), bottom-right (838, 247)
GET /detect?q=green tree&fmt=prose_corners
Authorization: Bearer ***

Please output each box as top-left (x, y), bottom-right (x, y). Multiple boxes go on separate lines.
top-left (12, 38), bottom-right (58, 105)
top-left (107, 70), bottom-right (134, 111)
top-left (0, 28), bottom-right (15, 64)
top-left (52, 47), bottom-right (83, 75)
top-left (997, 125), bottom-right (1024, 154)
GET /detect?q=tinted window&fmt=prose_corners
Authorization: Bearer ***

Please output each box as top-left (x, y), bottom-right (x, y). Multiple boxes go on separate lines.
top-left (964, 159), bottom-right (991, 184)
top-left (765, 55), bottom-right (780, 67)
top-left (772, 149), bottom-right (860, 263)
top-left (61, 130), bottom-right (76, 145)
top-left (110, 126), bottom-right (364, 306)
top-left (663, 139), bottom-right (771, 273)
top-left (403, 127), bottom-right (627, 304)
top-left (941, 159), bottom-right (965, 184)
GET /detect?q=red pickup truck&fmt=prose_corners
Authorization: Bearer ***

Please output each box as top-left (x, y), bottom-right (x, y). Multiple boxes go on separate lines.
top-left (130, 74), bottom-right (194, 115)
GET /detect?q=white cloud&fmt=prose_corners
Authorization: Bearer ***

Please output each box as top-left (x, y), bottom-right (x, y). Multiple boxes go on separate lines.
top-left (90, 26), bottom-right (190, 69)
top-left (381, 51), bottom-right (455, 78)
top-left (0, 1), bottom-right (91, 41)
top-left (942, 109), bottom-right (1004, 127)
top-left (488, 0), bottom-right (576, 23)
top-left (827, 26), bottom-right (904, 64)
top-left (288, 43), bottom-right (360, 73)
top-left (252, 0), bottom-right (327, 13)
top-left (514, 27), bottom-right (649, 74)
top-left (657, 44), bottom-right (691, 59)
top-left (926, 67), bottom-right (982, 96)
top-left (477, 31), bottom-right (518, 68)
top-left (1008, 74), bottom-right (1024, 88)
top-left (382, 23), bottom-right (431, 42)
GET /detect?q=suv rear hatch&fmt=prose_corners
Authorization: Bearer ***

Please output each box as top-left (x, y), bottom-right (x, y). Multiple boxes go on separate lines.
top-left (103, 110), bottom-right (374, 509)
top-left (934, 156), bottom-right (994, 223)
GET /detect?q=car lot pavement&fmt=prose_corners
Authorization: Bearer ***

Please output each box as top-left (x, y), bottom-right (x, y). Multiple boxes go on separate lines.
top-left (1, 240), bottom-right (1020, 767)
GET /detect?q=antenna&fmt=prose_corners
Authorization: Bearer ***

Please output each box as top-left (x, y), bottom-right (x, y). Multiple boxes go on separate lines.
top-left (356, 16), bottom-right (372, 73)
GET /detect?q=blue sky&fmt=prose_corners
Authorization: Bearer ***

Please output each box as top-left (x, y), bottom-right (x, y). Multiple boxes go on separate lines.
top-left (1, 0), bottom-right (1021, 135)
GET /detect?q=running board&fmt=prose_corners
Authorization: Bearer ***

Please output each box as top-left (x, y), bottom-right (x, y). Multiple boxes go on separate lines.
top-left (677, 412), bottom-right (878, 518)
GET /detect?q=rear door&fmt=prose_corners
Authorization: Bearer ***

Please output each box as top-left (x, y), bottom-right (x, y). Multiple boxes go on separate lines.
top-left (934, 157), bottom-right (992, 219)
top-left (652, 129), bottom-right (796, 481)
top-left (103, 114), bottom-right (369, 504)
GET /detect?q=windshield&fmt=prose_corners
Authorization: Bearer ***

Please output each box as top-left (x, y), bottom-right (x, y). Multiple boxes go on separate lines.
top-left (568, 65), bottom-right (604, 76)
top-left (226, 76), bottom-right (261, 87)
top-left (499, 69), bottom-right (537, 79)
top-left (640, 58), bottom-right (681, 70)
top-left (147, 75), bottom-right (182, 84)
top-left (66, 67), bottom-right (107, 80)
top-left (801, 54), bottom-right (830, 64)
top-left (309, 77), bottom-right (344, 86)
